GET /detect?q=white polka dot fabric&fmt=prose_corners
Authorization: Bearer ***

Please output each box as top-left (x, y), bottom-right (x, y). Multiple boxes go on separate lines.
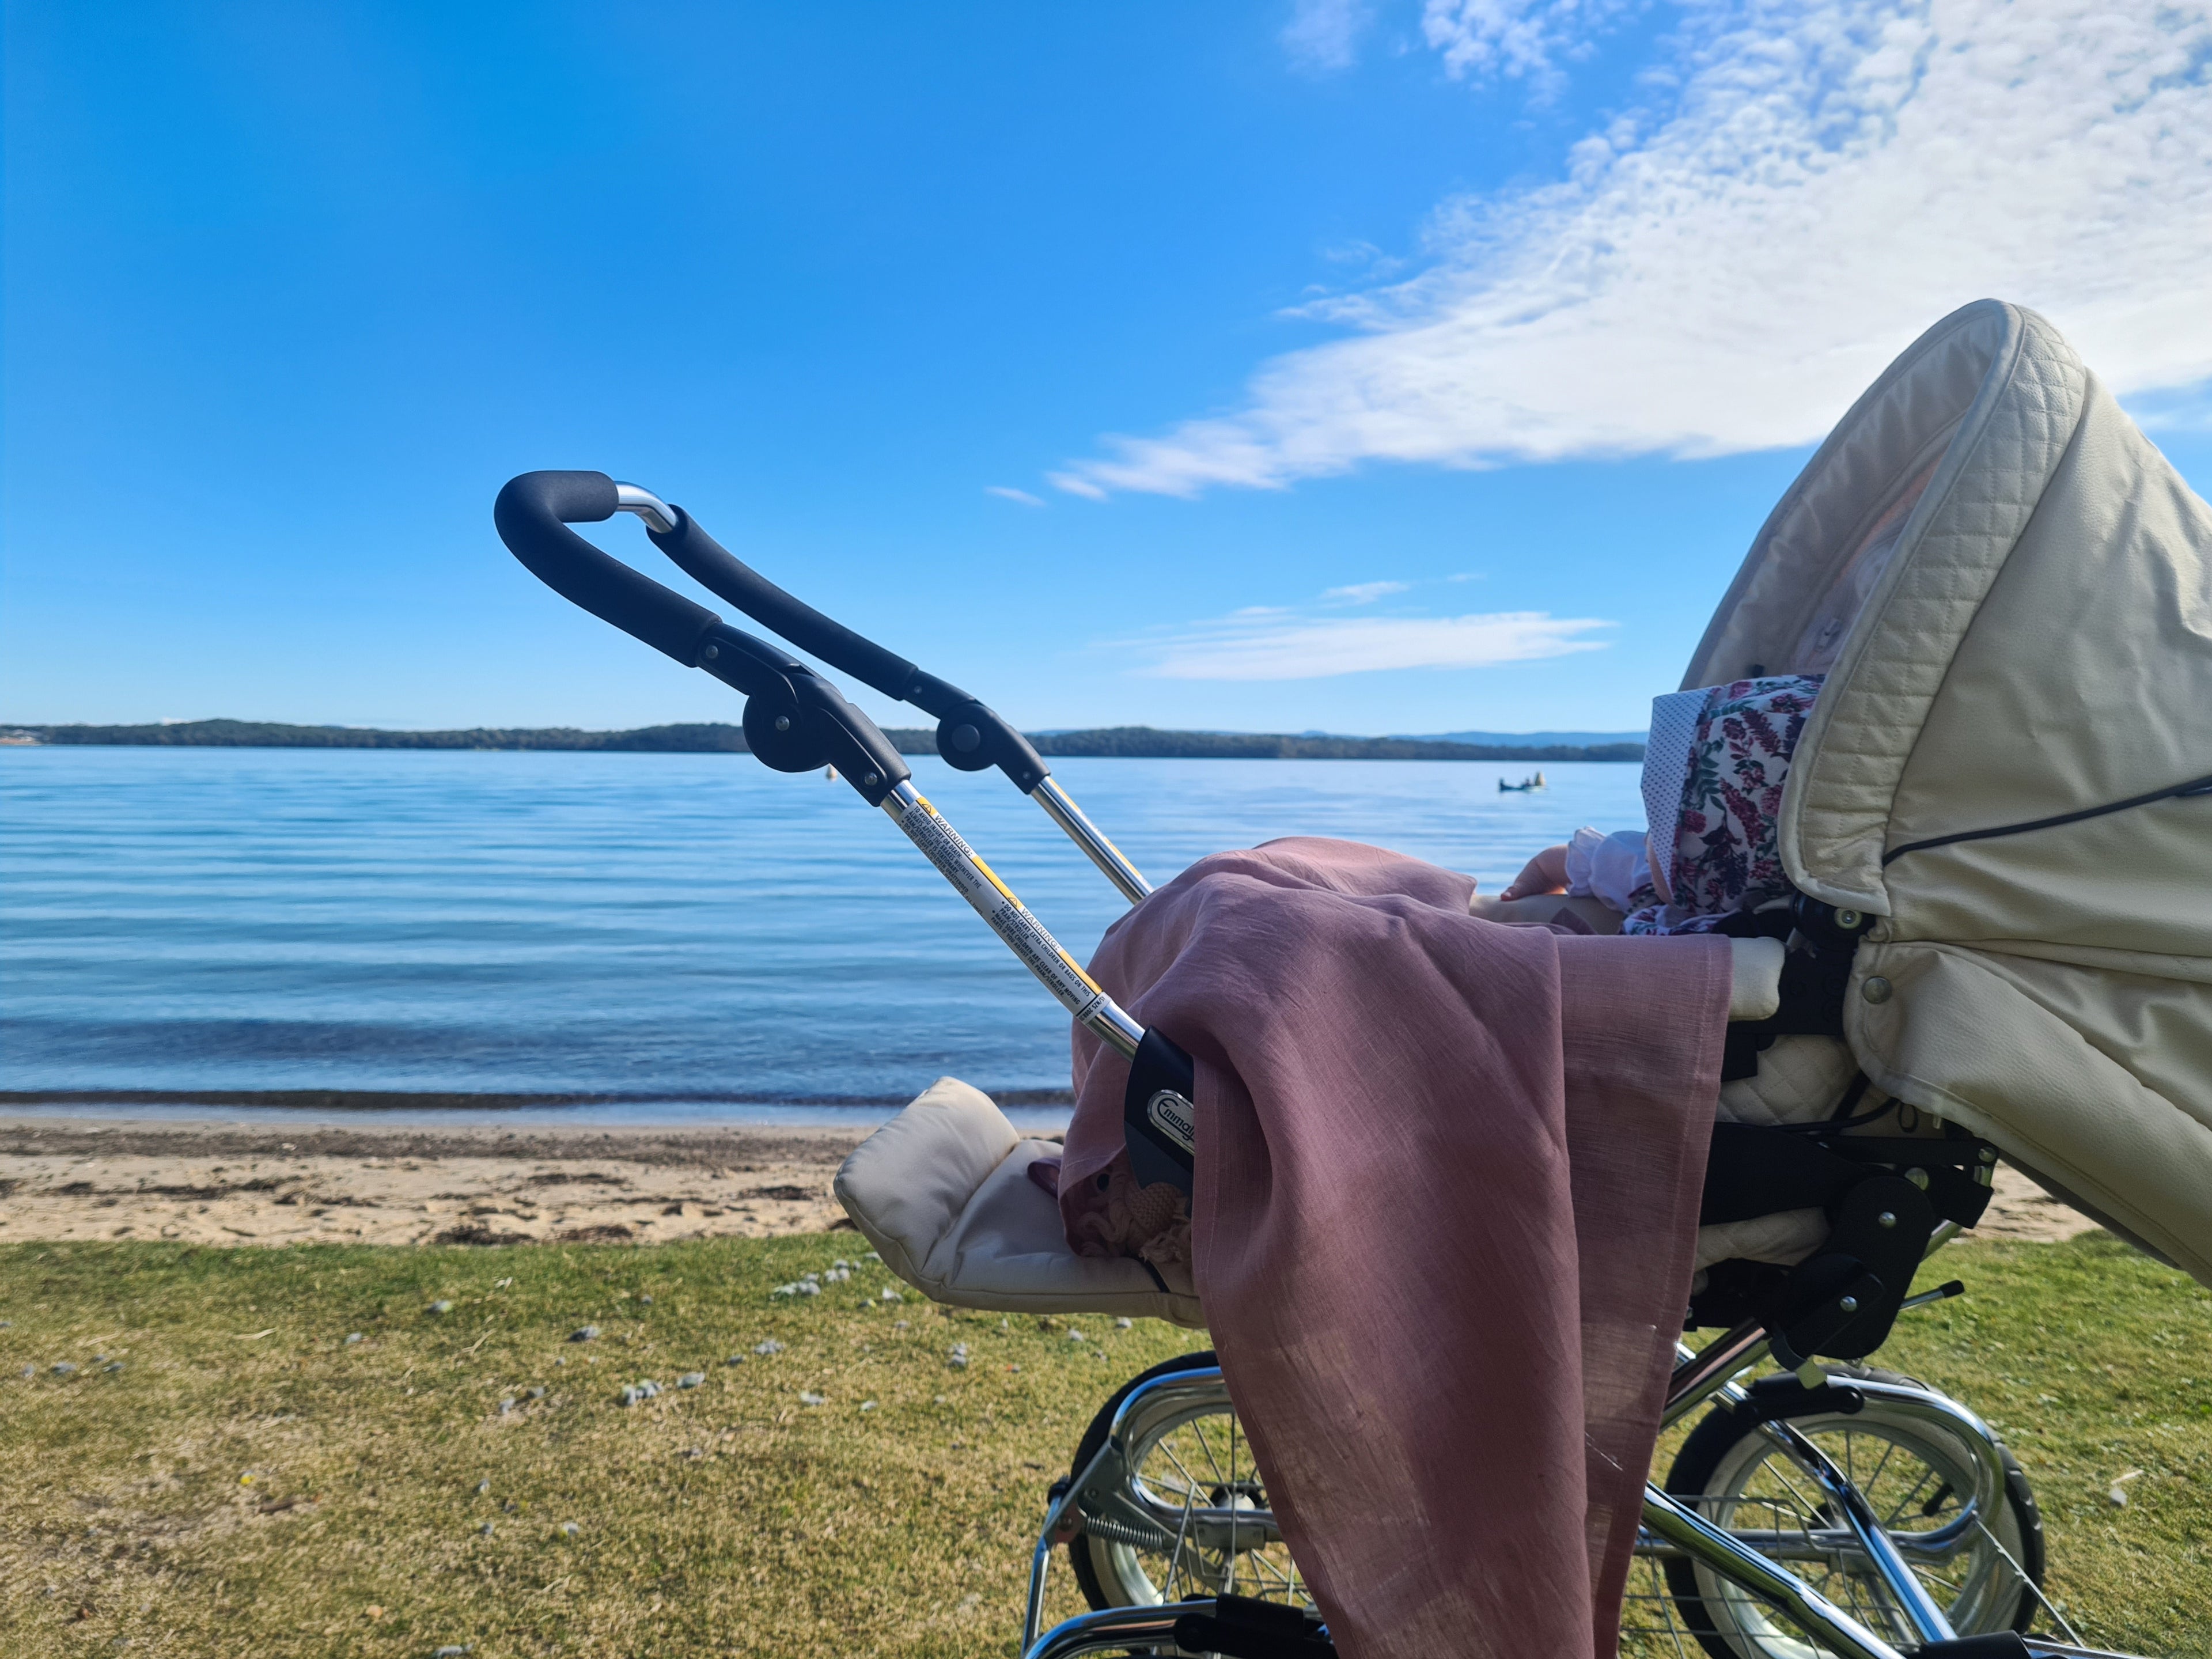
top-left (1640, 687), bottom-right (1709, 896)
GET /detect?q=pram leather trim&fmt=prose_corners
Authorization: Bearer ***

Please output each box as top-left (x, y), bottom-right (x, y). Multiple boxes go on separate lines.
top-left (834, 1077), bottom-right (1207, 1327)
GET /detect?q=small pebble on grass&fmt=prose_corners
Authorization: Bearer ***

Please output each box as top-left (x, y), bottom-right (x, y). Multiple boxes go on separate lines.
top-left (344, 1333), bottom-right (363, 1345)
top-left (678, 1372), bottom-right (705, 1389)
top-left (51, 1361), bottom-right (77, 1377)
top-left (753, 1339), bottom-right (785, 1356)
top-left (427, 1301), bottom-right (454, 1315)
top-left (799, 1392), bottom-right (827, 1407)
top-left (475, 1479), bottom-right (491, 1495)
top-left (569, 1325), bottom-right (600, 1343)
top-left (560, 1521), bottom-right (581, 1536)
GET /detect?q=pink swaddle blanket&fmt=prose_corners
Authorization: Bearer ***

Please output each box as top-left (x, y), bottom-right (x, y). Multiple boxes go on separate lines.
top-left (1058, 838), bottom-right (1731, 1659)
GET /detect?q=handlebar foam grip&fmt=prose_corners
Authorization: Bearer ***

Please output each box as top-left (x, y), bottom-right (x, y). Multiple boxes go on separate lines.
top-left (494, 471), bottom-right (720, 665)
top-left (649, 512), bottom-right (923, 702)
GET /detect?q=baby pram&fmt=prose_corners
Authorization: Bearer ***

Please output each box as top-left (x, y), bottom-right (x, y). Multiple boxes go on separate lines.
top-left (494, 299), bottom-right (2206, 1659)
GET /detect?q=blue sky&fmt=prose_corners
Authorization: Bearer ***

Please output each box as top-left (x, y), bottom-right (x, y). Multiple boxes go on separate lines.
top-left (5, 1), bottom-right (2209, 736)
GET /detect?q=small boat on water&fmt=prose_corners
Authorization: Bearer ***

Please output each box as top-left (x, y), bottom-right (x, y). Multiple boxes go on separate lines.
top-left (1497, 770), bottom-right (1547, 793)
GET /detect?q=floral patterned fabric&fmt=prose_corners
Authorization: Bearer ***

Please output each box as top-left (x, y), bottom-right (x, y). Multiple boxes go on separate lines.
top-left (1623, 675), bottom-right (1825, 935)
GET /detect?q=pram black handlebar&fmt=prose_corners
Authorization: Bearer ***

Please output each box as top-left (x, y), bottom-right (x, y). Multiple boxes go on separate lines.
top-left (497, 471), bottom-right (1150, 904)
top-left (494, 471), bottom-right (720, 668)
top-left (645, 509), bottom-right (1052, 796)
top-left (494, 471), bottom-right (912, 805)
top-left (494, 469), bottom-right (1188, 1124)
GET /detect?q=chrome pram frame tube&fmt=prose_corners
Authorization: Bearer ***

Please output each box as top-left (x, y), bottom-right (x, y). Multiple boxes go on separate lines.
top-left (1025, 1602), bottom-right (1210, 1659)
top-left (878, 778), bottom-right (1146, 1060)
top-left (1638, 1485), bottom-right (1910, 1659)
top-left (1033, 774), bottom-right (1153, 904)
top-left (1018, 1324), bottom-right (2127, 1659)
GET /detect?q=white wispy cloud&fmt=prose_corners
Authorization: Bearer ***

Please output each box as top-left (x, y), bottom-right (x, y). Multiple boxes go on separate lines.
top-left (1422, 0), bottom-right (1638, 90)
top-left (1131, 605), bottom-right (1612, 680)
top-left (985, 484), bottom-right (1046, 506)
top-left (1283, 0), bottom-right (1376, 71)
top-left (1056, 0), bottom-right (2212, 498)
top-left (1324, 579), bottom-right (1412, 604)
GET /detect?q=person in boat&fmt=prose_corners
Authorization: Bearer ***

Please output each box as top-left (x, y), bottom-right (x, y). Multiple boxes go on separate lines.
top-left (1494, 677), bottom-right (1821, 933)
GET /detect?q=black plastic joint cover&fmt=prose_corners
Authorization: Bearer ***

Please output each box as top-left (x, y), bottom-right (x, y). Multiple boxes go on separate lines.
top-left (1728, 1374), bottom-right (1867, 1426)
top-left (1172, 1596), bottom-right (1336, 1659)
top-left (495, 471), bottom-right (719, 666)
top-left (794, 672), bottom-right (911, 806)
top-left (1122, 1028), bottom-right (1197, 1198)
top-left (934, 700), bottom-right (1050, 791)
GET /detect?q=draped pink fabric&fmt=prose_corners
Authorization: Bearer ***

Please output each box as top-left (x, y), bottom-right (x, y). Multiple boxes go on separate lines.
top-left (1059, 839), bottom-right (1729, 1659)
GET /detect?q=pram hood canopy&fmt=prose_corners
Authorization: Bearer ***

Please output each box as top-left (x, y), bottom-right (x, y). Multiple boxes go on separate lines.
top-left (1686, 300), bottom-right (2212, 1283)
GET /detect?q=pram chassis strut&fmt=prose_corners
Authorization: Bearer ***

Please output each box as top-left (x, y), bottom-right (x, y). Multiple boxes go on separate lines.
top-left (1020, 1329), bottom-right (2098, 1659)
top-left (497, 471), bottom-right (2142, 1659)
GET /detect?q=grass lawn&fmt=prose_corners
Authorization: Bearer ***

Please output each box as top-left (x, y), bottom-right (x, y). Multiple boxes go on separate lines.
top-left (1, 1232), bottom-right (2206, 1658)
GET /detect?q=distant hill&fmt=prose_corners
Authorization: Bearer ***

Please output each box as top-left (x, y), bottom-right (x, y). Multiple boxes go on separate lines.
top-left (1029, 727), bottom-right (1641, 762)
top-left (1399, 729), bottom-right (1647, 749)
top-left (6, 718), bottom-right (768, 752)
top-left (5, 719), bottom-right (1642, 763)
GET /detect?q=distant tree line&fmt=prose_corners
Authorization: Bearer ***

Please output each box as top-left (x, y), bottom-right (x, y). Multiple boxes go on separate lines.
top-left (1028, 726), bottom-right (1644, 763)
top-left (6, 718), bottom-right (1642, 763)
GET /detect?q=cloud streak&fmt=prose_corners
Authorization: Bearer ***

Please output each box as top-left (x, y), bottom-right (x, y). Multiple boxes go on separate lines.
top-left (1056, 0), bottom-right (2212, 497)
top-left (1421, 0), bottom-right (1639, 90)
top-left (985, 484), bottom-right (1046, 506)
top-left (1131, 605), bottom-right (1612, 680)
top-left (1323, 579), bottom-right (1411, 604)
top-left (1282, 0), bottom-right (1376, 71)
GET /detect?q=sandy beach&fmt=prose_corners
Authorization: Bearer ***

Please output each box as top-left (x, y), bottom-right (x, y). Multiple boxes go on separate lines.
top-left (0, 1115), bottom-right (2094, 1249)
top-left (0, 1118), bottom-right (879, 1248)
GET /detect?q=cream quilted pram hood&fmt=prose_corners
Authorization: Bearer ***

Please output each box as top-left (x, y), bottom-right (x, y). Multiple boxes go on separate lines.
top-left (1685, 300), bottom-right (2212, 1284)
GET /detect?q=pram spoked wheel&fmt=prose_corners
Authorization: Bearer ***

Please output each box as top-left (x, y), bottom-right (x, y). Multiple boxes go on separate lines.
top-left (1058, 1355), bottom-right (2046, 1656)
top-left (1656, 1365), bottom-right (2043, 1659)
top-left (1063, 1350), bottom-right (1312, 1615)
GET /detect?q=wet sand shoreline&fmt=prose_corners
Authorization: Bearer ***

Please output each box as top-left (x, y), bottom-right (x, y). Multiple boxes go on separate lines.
top-left (0, 1118), bottom-right (880, 1247)
top-left (0, 1115), bottom-right (2093, 1249)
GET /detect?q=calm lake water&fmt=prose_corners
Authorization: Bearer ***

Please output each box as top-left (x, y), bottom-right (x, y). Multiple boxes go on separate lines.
top-left (0, 748), bottom-right (1641, 1119)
